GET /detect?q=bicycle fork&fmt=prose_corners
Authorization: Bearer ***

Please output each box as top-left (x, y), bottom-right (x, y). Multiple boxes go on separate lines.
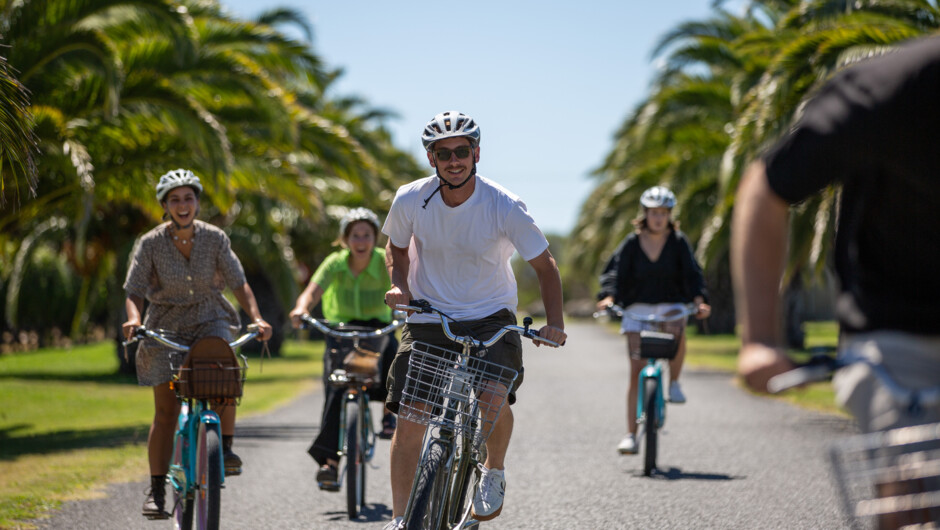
top-left (636, 362), bottom-right (666, 433)
top-left (169, 402), bottom-right (225, 495)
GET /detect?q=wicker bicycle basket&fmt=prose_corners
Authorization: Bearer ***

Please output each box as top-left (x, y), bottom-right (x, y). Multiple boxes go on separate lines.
top-left (828, 421), bottom-right (940, 529)
top-left (399, 341), bottom-right (518, 449)
top-left (170, 336), bottom-right (247, 404)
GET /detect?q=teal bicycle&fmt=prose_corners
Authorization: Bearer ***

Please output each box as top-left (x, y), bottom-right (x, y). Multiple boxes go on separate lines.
top-left (597, 303), bottom-right (697, 476)
top-left (125, 325), bottom-right (258, 530)
top-left (300, 314), bottom-right (403, 519)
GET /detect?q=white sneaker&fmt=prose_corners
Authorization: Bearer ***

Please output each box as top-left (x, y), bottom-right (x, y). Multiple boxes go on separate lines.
top-left (617, 434), bottom-right (637, 454)
top-left (381, 516), bottom-right (404, 530)
top-left (471, 465), bottom-right (505, 521)
top-left (669, 381), bottom-right (686, 404)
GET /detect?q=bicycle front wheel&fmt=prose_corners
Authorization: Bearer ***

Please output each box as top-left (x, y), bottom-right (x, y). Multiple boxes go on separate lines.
top-left (195, 421), bottom-right (222, 530)
top-left (405, 438), bottom-right (451, 530)
top-left (345, 399), bottom-right (366, 519)
top-left (643, 377), bottom-right (659, 477)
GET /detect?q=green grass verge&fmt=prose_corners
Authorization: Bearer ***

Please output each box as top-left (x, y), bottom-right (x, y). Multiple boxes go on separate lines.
top-left (593, 318), bottom-right (845, 416)
top-left (685, 321), bottom-right (845, 416)
top-left (0, 339), bottom-right (323, 529)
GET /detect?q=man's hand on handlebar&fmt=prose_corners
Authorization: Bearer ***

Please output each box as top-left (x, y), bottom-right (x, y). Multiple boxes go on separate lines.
top-left (385, 286), bottom-right (413, 315)
top-left (737, 343), bottom-right (797, 393)
top-left (536, 325), bottom-right (567, 348)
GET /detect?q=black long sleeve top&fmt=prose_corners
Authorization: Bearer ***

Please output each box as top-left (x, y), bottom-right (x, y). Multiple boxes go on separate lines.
top-left (597, 230), bottom-right (708, 307)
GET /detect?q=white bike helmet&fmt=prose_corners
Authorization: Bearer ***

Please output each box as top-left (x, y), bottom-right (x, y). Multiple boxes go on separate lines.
top-left (156, 169), bottom-right (203, 202)
top-left (339, 207), bottom-right (381, 238)
top-left (640, 186), bottom-right (676, 209)
top-left (421, 111), bottom-right (481, 151)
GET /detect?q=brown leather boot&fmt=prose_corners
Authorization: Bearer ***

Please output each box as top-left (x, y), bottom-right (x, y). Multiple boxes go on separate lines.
top-left (142, 475), bottom-right (169, 519)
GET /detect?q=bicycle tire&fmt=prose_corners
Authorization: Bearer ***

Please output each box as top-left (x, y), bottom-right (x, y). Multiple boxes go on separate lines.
top-left (643, 377), bottom-right (659, 477)
top-left (448, 435), bottom-right (480, 529)
top-left (195, 421), bottom-right (222, 530)
top-left (345, 399), bottom-right (365, 519)
top-left (405, 439), bottom-right (451, 529)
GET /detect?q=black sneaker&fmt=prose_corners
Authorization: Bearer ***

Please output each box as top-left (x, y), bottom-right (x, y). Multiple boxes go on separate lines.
top-left (224, 449), bottom-right (243, 476)
top-left (316, 463), bottom-right (340, 491)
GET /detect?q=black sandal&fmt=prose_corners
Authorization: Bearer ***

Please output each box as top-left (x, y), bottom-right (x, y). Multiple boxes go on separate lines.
top-left (378, 413), bottom-right (396, 439)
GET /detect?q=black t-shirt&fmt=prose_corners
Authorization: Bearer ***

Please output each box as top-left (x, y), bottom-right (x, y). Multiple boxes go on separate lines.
top-left (597, 231), bottom-right (707, 307)
top-left (763, 37), bottom-right (940, 334)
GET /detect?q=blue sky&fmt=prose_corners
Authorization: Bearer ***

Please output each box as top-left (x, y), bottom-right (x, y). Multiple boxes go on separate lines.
top-left (220, 1), bottom-right (719, 235)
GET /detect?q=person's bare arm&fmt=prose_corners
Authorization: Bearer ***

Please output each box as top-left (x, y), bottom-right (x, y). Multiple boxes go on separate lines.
top-left (288, 281), bottom-right (325, 328)
top-left (232, 282), bottom-right (273, 341)
top-left (384, 239), bottom-right (412, 311)
top-left (122, 294), bottom-right (145, 340)
top-left (527, 249), bottom-right (567, 346)
top-left (731, 161), bottom-right (795, 391)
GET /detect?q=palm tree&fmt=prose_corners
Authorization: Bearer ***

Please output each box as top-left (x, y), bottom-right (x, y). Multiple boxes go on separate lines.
top-left (0, 0), bottom-right (423, 347)
top-left (573, 0), bottom-right (940, 333)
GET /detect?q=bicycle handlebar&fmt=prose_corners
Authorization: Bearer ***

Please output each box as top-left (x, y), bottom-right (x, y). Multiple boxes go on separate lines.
top-left (122, 324), bottom-right (261, 351)
top-left (593, 303), bottom-right (698, 322)
top-left (299, 313), bottom-right (404, 340)
top-left (767, 351), bottom-right (940, 409)
top-left (396, 299), bottom-right (560, 349)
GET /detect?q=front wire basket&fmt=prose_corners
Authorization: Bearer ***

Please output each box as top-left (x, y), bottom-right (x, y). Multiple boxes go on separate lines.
top-left (829, 422), bottom-right (940, 529)
top-left (170, 354), bottom-right (248, 404)
top-left (399, 341), bottom-right (518, 449)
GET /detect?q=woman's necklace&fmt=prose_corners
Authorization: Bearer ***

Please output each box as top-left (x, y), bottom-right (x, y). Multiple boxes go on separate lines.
top-left (170, 226), bottom-right (194, 245)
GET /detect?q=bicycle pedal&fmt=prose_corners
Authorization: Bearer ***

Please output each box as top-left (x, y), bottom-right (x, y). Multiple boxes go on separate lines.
top-left (143, 512), bottom-right (171, 520)
top-left (317, 482), bottom-right (341, 492)
top-left (225, 467), bottom-right (242, 476)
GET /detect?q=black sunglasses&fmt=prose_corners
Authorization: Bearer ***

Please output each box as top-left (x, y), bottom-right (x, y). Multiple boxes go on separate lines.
top-left (433, 146), bottom-right (473, 161)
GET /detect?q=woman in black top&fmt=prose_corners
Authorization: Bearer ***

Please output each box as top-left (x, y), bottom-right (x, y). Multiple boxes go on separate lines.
top-left (596, 186), bottom-right (710, 455)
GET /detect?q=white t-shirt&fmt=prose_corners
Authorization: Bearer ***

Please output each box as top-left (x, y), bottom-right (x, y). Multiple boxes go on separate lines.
top-left (383, 175), bottom-right (549, 323)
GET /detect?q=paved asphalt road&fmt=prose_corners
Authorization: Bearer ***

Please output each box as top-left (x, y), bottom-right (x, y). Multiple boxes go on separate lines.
top-left (37, 322), bottom-right (855, 529)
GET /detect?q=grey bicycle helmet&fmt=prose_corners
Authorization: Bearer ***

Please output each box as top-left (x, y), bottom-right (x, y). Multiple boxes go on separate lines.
top-left (156, 169), bottom-right (203, 202)
top-left (640, 186), bottom-right (676, 209)
top-left (338, 207), bottom-right (381, 239)
top-left (421, 111), bottom-right (481, 151)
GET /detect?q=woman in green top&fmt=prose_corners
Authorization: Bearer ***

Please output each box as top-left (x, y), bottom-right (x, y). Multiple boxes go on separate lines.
top-left (289, 207), bottom-right (398, 490)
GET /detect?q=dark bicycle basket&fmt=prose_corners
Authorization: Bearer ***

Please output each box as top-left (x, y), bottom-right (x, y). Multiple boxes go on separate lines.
top-left (639, 330), bottom-right (680, 359)
top-left (170, 336), bottom-right (247, 403)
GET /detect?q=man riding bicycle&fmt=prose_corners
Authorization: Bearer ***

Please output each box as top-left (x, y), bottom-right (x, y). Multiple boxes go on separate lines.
top-left (382, 110), bottom-right (567, 529)
top-left (732, 36), bottom-right (940, 433)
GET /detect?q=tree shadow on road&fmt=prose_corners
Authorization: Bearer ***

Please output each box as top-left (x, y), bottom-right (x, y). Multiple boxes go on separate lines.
top-left (233, 423), bottom-right (317, 441)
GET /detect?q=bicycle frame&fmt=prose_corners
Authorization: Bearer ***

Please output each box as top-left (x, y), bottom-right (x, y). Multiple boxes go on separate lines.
top-left (636, 359), bottom-right (667, 432)
top-left (396, 300), bottom-right (558, 529)
top-left (598, 303), bottom-right (697, 476)
top-left (301, 314), bottom-right (402, 518)
top-left (125, 327), bottom-right (256, 530)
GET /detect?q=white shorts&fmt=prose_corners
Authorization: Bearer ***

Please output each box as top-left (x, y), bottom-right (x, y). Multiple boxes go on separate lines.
top-left (619, 303), bottom-right (688, 334)
top-left (833, 331), bottom-right (940, 433)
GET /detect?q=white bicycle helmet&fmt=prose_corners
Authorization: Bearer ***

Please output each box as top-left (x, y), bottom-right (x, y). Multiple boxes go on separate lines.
top-left (640, 186), bottom-right (677, 209)
top-left (421, 111), bottom-right (481, 151)
top-left (156, 169), bottom-right (203, 202)
top-left (338, 207), bottom-right (381, 238)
